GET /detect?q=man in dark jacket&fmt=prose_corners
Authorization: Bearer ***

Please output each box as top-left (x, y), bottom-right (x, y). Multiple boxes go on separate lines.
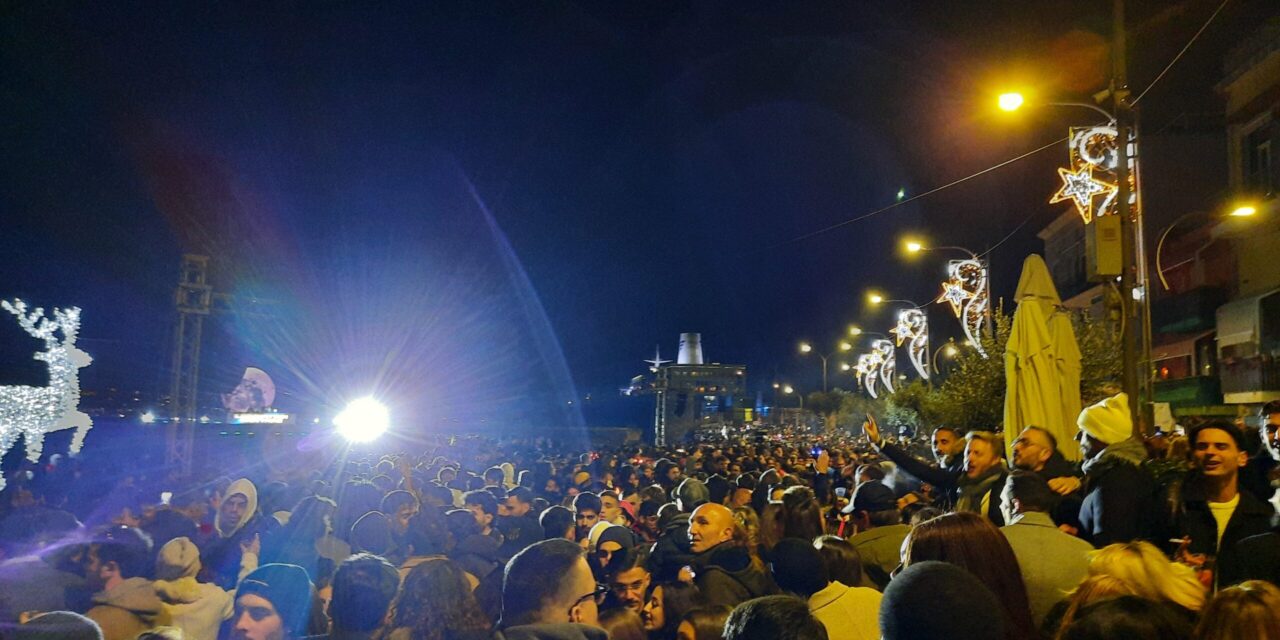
top-left (687, 503), bottom-right (776, 608)
top-left (1075, 393), bottom-right (1156, 545)
top-left (865, 418), bottom-right (965, 508)
top-left (200, 478), bottom-right (279, 590)
top-left (866, 418), bottom-right (1007, 525)
top-left (495, 539), bottom-right (608, 640)
top-left (1241, 400), bottom-right (1280, 503)
top-left (1163, 421), bottom-right (1273, 589)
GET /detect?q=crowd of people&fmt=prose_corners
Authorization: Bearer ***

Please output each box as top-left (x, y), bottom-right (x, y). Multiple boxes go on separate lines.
top-left (0, 393), bottom-right (1279, 640)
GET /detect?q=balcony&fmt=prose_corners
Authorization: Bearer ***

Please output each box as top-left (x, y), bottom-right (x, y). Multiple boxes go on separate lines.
top-left (1151, 286), bottom-right (1227, 335)
top-left (1220, 355), bottom-right (1280, 404)
top-left (1153, 376), bottom-right (1221, 408)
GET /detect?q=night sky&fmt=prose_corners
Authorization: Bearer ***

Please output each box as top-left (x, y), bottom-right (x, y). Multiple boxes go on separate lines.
top-left (2, 1), bottom-right (1275, 429)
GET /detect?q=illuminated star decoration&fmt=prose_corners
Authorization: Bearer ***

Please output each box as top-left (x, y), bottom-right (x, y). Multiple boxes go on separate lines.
top-left (1050, 165), bottom-right (1118, 224)
top-left (856, 353), bottom-right (882, 399)
top-left (872, 339), bottom-right (897, 395)
top-left (892, 309), bottom-right (930, 380)
top-left (0, 299), bottom-right (93, 491)
top-left (937, 280), bottom-right (973, 316)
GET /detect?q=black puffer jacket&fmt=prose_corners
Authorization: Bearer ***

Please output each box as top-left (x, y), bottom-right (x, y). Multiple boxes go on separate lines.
top-left (646, 512), bottom-right (694, 582)
top-left (693, 544), bottom-right (777, 608)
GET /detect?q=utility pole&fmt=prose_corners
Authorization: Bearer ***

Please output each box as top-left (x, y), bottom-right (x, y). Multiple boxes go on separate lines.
top-left (1111, 0), bottom-right (1148, 433)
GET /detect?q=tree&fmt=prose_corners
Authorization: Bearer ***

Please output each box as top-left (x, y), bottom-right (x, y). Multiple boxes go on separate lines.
top-left (806, 390), bottom-right (846, 433)
top-left (927, 309), bottom-right (1013, 431)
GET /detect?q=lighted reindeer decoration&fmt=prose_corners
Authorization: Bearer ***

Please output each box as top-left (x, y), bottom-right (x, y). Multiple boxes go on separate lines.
top-left (0, 299), bottom-right (92, 491)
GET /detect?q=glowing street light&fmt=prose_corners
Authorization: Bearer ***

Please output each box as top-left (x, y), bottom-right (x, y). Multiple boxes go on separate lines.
top-left (840, 362), bottom-right (851, 371)
top-left (867, 293), bottom-right (885, 305)
top-left (783, 385), bottom-right (794, 394)
top-left (1230, 205), bottom-right (1257, 218)
top-left (998, 92), bottom-right (1025, 112)
top-left (848, 325), bottom-right (863, 336)
top-left (140, 411), bottom-right (157, 425)
top-left (905, 240), bottom-right (924, 253)
top-left (334, 397), bottom-right (390, 443)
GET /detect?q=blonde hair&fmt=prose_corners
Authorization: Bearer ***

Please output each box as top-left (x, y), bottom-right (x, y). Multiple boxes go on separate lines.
top-left (1088, 542), bottom-right (1206, 611)
top-left (1195, 580), bottom-right (1280, 640)
top-left (1051, 575), bottom-right (1136, 640)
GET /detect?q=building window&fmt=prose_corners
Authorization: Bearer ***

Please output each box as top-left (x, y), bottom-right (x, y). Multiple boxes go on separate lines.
top-left (1244, 124), bottom-right (1273, 196)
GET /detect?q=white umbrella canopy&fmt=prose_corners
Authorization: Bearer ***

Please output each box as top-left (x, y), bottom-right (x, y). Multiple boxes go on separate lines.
top-left (1004, 254), bottom-right (1083, 461)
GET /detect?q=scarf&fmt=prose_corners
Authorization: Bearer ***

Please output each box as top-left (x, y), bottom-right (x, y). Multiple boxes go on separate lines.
top-left (955, 466), bottom-right (1005, 514)
top-left (1081, 438), bottom-right (1147, 476)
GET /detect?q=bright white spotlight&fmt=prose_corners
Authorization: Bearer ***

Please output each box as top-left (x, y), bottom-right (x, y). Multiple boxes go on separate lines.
top-left (140, 411), bottom-right (156, 424)
top-left (334, 397), bottom-right (389, 443)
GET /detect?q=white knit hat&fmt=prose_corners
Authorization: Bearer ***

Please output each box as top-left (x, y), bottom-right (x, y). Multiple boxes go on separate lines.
top-left (156, 536), bottom-right (202, 581)
top-left (1077, 393), bottom-right (1132, 445)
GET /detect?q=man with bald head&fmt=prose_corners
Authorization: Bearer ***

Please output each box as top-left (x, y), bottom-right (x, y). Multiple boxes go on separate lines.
top-left (687, 503), bottom-right (776, 607)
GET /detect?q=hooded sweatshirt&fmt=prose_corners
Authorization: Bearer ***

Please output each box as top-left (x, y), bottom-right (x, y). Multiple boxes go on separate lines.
top-left (214, 478), bottom-right (258, 539)
top-left (86, 577), bottom-right (171, 640)
top-left (693, 543), bottom-right (777, 608)
top-left (154, 577), bottom-right (233, 640)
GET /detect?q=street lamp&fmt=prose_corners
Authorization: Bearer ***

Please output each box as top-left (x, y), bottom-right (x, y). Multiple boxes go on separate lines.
top-left (799, 341), bottom-right (853, 392)
top-left (1155, 202), bottom-right (1260, 290)
top-left (932, 339), bottom-right (961, 374)
top-left (783, 384), bottom-right (804, 410)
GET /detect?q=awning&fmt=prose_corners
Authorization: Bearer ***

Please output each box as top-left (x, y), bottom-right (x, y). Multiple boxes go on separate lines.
top-left (1217, 290), bottom-right (1278, 348)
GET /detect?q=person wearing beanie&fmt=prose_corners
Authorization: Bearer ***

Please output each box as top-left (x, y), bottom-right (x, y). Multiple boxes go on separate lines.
top-left (880, 561), bottom-right (1005, 640)
top-left (1075, 393), bottom-right (1156, 545)
top-left (154, 536), bottom-right (246, 640)
top-left (770, 539), bottom-right (881, 640)
top-left (10, 611), bottom-right (104, 640)
top-left (232, 563), bottom-right (314, 640)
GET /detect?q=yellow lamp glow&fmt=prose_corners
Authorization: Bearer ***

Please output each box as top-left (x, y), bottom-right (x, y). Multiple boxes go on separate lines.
top-left (1230, 205), bottom-right (1257, 218)
top-left (840, 363), bottom-right (851, 371)
top-left (998, 92), bottom-right (1025, 112)
top-left (848, 326), bottom-right (863, 336)
top-left (799, 342), bottom-right (813, 354)
top-left (905, 240), bottom-right (924, 253)
top-left (783, 385), bottom-right (794, 394)
top-left (839, 341), bottom-right (852, 352)
top-left (868, 293), bottom-right (884, 305)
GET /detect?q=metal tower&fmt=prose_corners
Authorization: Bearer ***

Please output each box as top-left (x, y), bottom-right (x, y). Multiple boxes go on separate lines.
top-left (168, 254), bottom-right (211, 476)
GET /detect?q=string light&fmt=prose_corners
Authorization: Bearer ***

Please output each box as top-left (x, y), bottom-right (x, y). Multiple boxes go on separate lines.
top-left (0, 300), bottom-right (93, 491)
top-left (892, 308), bottom-right (930, 380)
top-left (938, 260), bottom-right (989, 358)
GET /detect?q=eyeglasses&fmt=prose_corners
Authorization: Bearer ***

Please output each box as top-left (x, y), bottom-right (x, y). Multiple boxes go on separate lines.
top-left (570, 583), bottom-right (610, 613)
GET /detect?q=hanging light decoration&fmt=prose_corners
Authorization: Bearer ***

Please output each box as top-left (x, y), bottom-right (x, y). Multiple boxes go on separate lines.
top-left (938, 259), bottom-right (989, 358)
top-left (855, 353), bottom-right (882, 399)
top-left (891, 308), bottom-right (930, 380)
top-left (872, 339), bottom-right (897, 395)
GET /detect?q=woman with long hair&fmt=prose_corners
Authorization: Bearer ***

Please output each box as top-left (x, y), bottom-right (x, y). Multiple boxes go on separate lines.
top-left (813, 535), bottom-right (862, 587)
top-left (384, 558), bottom-right (491, 640)
top-left (1086, 542), bottom-right (1206, 615)
top-left (1195, 580), bottom-right (1280, 640)
top-left (641, 582), bottom-right (704, 640)
top-left (676, 605), bottom-right (732, 640)
top-left (904, 512), bottom-right (1038, 640)
top-left (779, 486), bottom-right (824, 542)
